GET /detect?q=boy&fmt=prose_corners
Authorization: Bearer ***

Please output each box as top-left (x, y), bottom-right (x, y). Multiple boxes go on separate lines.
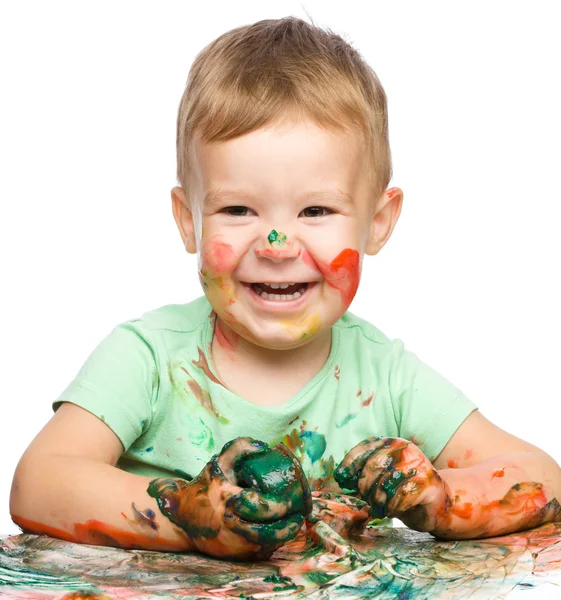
top-left (10, 16), bottom-right (561, 561)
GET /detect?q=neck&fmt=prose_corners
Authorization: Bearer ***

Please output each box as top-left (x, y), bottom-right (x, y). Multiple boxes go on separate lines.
top-left (211, 314), bottom-right (332, 373)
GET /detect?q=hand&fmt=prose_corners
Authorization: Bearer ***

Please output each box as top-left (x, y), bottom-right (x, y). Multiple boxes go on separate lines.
top-left (147, 437), bottom-right (310, 560)
top-left (334, 437), bottom-right (449, 532)
top-left (310, 491), bottom-right (370, 537)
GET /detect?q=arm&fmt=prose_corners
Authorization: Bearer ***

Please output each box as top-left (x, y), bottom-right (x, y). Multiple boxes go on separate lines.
top-left (10, 402), bottom-right (191, 551)
top-left (430, 410), bottom-right (561, 538)
top-left (335, 411), bottom-right (561, 539)
top-left (10, 403), bottom-right (305, 559)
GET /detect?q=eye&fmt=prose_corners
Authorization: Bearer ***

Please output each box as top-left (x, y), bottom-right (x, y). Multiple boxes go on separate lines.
top-left (300, 206), bottom-right (333, 218)
top-left (221, 206), bottom-right (254, 217)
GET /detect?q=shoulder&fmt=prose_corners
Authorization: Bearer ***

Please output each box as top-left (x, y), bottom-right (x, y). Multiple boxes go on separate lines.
top-left (334, 309), bottom-right (395, 349)
top-left (121, 296), bottom-right (212, 336)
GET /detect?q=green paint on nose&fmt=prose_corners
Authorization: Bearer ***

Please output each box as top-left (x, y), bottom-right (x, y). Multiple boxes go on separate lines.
top-left (268, 230), bottom-right (288, 247)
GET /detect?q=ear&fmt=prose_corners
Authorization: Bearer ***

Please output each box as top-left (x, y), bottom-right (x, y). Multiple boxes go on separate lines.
top-left (364, 187), bottom-right (403, 256)
top-left (171, 186), bottom-right (197, 254)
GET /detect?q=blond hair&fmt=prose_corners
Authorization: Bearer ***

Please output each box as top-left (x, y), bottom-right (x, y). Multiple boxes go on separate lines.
top-left (176, 16), bottom-right (392, 202)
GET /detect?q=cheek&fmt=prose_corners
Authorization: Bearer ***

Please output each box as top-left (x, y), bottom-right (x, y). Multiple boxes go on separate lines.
top-left (302, 248), bottom-right (361, 307)
top-left (201, 239), bottom-right (238, 274)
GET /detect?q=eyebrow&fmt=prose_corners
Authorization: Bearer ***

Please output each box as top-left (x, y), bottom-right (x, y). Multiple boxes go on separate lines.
top-left (203, 188), bottom-right (355, 206)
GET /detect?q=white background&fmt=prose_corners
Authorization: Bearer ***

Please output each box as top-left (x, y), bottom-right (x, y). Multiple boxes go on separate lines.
top-left (1, 1), bottom-right (560, 536)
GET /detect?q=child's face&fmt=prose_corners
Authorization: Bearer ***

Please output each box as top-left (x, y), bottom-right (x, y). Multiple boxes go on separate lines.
top-left (173, 118), bottom-right (401, 350)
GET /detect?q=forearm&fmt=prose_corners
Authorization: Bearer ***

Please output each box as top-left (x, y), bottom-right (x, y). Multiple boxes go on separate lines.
top-left (433, 451), bottom-right (561, 539)
top-left (9, 454), bottom-right (194, 551)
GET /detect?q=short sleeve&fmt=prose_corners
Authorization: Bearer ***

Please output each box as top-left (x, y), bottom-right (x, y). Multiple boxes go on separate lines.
top-left (388, 339), bottom-right (477, 462)
top-left (52, 322), bottom-right (157, 452)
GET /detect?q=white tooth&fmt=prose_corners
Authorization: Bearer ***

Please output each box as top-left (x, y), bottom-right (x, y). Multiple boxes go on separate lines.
top-left (261, 291), bottom-right (271, 299)
top-left (280, 295), bottom-right (288, 300)
top-left (274, 294), bottom-right (281, 300)
top-left (288, 282), bottom-right (295, 286)
top-left (269, 283), bottom-right (281, 289)
top-left (264, 282), bottom-right (271, 287)
top-left (292, 291), bottom-right (301, 299)
top-left (298, 286), bottom-right (306, 293)
top-left (280, 283), bottom-right (289, 289)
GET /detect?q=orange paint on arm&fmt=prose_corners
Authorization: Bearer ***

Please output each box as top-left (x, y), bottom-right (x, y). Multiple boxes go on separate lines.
top-left (447, 458), bottom-right (460, 469)
top-left (11, 515), bottom-right (186, 551)
top-left (464, 448), bottom-right (474, 460)
top-left (492, 468), bottom-right (505, 479)
top-left (452, 502), bottom-right (474, 519)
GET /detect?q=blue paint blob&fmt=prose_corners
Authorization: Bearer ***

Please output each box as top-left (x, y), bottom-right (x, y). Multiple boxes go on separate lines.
top-left (300, 431), bottom-right (326, 463)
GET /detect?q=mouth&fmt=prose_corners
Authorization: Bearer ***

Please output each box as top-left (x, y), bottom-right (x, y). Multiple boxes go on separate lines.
top-left (242, 281), bottom-right (313, 302)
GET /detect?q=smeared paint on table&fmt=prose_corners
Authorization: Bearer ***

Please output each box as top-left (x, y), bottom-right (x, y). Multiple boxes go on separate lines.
top-left (1, 520), bottom-right (561, 599)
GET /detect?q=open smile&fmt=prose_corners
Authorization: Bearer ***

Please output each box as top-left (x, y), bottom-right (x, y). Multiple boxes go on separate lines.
top-left (241, 281), bottom-right (316, 306)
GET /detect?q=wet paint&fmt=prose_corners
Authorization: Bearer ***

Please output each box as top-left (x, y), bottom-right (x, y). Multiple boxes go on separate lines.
top-left (267, 229), bottom-right (288, 247)
top-left (302, 247), bottom-right (361, 306)
top-left (5, 516), bottom-right (561, 598)
top-left (147, 438), bottom-right (310, 560)
top-left (213, 314), bottom-right (239, 352)
top-left (10, 514), bottom-right (186, 551)
top-left (281, 420), bottom-right (327, 465)
top-left (279, 311), bottom-right (322, 341)
top-left (191, 346), bottom-right (223, 386)
top-left (201, 240), bottom-right (236, 274)
top-left (120, 503), bottom-right (159, 534)
top-left (234, 444), bottom-right (312, 517)
top-left (335, 391), bottom-right (375, 429)
top-left (176, 360), bottom-right (229, 425)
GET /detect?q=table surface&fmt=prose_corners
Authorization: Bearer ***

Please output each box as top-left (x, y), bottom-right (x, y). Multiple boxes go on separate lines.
top-left (2, 519), bottom-right (561, 600)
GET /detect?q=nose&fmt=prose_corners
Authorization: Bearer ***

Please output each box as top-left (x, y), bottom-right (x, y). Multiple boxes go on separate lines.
top-left (254, 229), bottom-right (301, 262)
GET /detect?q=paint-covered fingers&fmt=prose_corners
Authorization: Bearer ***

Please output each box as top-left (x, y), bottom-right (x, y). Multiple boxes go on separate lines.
top-left (226, 488), bottom-right (296, 522)
top-left (146, 477), bottom-right (192, 524)
top-left (216, 437), bottom-right (270, 481)
top-left (333, 436), bottom-right (393, 491)
top-left (311, 491), bottom-right (370, 537)
top-left (357, 441), bottom-right (428, 515)
top-left (224, 508), bottom-right (304, 549)
top-left (334, 437), bottom-right (447, 523)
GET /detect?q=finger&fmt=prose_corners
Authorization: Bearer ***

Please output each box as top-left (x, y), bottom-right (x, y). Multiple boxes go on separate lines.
top-left (274, 442), bottom-right (313, 516)
top-left (357, 439), bottom-right (411, 498)
top-left (334, 437), bottom-right (387, 491)
top-left (226, 488), bottom-right (294, 522)
top-left (224, 509), bottom-right (304, 545)
top-left (362, 466), bottom-right (417, 519)
top-left (217, 437), bottom-right (270, 481)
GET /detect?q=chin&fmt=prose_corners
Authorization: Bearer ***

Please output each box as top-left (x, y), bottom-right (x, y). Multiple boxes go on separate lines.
top-left (249, 329), bottom-right (319, 351)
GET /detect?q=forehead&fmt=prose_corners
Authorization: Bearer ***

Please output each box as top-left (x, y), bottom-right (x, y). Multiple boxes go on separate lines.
top-left (190, 120), bottom-right (369, 202)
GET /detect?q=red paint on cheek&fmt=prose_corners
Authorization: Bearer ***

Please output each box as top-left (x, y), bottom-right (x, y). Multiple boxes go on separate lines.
top-left (316, 249), bottom-right (360, 305)
top-left (204, 241), bottom-right (236, 274)
top-left (492, 468), bottom-right (505, 479)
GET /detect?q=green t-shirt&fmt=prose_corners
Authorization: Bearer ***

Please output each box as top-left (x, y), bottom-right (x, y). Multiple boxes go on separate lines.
top-left (53, 296), bottom-right (477, 492)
